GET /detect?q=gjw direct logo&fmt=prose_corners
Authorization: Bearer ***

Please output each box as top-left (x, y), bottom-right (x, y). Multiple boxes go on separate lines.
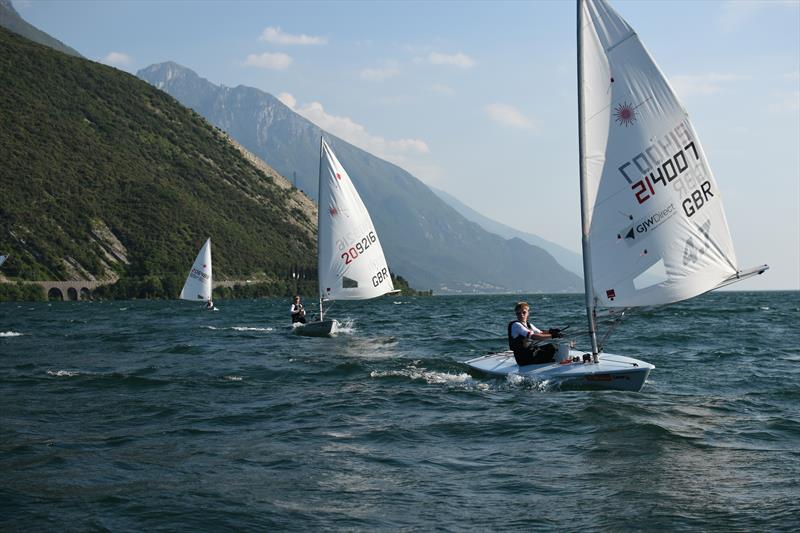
top-left (617, 204), bottom-right (676, 246)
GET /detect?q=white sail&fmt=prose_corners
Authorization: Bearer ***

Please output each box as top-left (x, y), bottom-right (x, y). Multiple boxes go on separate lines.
top-left (581, 0), bottom-right (740, 309)
top-left (317, 138), bottom-right (394, 301)
top-left (180, 238), bottom-right (212, 301)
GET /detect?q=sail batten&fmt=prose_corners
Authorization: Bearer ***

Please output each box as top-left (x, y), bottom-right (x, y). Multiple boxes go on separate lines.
top-left (581, 0), bottom-right (742, 309)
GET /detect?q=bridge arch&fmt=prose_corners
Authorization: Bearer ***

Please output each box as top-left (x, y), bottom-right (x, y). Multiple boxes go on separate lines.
top-left (67, 287), bottom-right (78, 301)
top-left (48, 287), bottom-right (64, 301)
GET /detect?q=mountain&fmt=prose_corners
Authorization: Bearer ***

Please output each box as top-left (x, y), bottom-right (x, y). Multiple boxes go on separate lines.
top-left (138, 62), bottom-right (583, 294)
top-left (0, 26), bottom-right (318, 295)
top-left (0, 0), bottom-right (81, 57)
top-left (430, 186), bottom-right (584, 277)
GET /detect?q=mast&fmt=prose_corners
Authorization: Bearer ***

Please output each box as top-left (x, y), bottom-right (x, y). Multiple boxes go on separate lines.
top-left (317, 136), bottom-right (325, 322)
top-left (577, 0), bottom-right (600, 357)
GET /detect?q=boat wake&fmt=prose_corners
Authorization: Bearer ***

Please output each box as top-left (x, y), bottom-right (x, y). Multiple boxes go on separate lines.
top-left (505, 372), bottom-right (561, 392)
top-left (1, 331), bottom-right (23, 337)
top-left (205, 325), bottom-right (273, 333)
top-left (47, 369), bottom-right (80, 377)
top-left (336, 319), bottom-right (356, 334)
top-left (371, 364), bottom-right (488, 390)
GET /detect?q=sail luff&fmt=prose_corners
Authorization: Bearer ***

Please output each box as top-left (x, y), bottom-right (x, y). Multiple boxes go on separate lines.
top-left (578, 0), bottom-right (600, 355)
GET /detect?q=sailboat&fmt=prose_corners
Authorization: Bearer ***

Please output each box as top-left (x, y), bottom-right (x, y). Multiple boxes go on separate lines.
top-left (466, 0), bottom-right (767, 391)
top-left (180, 237), bottom-right (215, 310)
top-left (295, 138), bottom-right (397, 336)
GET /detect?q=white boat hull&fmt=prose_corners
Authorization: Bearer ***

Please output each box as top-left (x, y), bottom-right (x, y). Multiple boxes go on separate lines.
top-left (465, 348), bottom-right (654, 392)
top-left (294, 319), bottom-right (339, 337)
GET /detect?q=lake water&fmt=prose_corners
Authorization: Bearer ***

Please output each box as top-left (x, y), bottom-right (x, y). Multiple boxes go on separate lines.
top-left (1, 291), bottom-right (798, 530)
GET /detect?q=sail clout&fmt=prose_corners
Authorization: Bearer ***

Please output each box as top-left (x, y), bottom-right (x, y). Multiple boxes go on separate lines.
top-left (180, 238), bottom-right (212, 301)
top-left (317, 138), bottom-right (394, 301)
top-left (581, 0), bottom-right (741, 308)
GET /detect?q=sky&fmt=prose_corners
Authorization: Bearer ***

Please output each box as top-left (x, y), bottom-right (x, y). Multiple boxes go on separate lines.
top-left (15, 0), bottom-right (800, 290)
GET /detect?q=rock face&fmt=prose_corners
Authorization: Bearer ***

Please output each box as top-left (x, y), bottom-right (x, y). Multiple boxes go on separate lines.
top-left (139, 62), bottom-right (583, 294)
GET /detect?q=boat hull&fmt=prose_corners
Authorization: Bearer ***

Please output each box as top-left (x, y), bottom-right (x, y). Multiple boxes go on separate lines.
top-left (294, 319), bottom-right (339, 337)
top-left (465, 349), bottom-right (654, 392)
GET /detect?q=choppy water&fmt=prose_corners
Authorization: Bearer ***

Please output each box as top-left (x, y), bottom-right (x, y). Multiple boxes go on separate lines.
top-left (1, 292), bottom-right (798, 531)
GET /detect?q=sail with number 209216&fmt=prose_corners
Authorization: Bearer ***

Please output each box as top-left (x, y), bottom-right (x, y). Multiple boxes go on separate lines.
top-left (295, 138), bottom-right (396, 337)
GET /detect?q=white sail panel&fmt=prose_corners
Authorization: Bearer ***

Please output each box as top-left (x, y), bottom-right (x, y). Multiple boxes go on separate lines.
top-left (581, 0), bottom-right (738, 308)
top-left (180, 238), bottom-right (212, 301)
top-left (317, 139), bottom-right (395, 301)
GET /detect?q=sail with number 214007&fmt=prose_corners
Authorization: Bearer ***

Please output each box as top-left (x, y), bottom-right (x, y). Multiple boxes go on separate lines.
top-left (465, 0), bottom-right (767, 391)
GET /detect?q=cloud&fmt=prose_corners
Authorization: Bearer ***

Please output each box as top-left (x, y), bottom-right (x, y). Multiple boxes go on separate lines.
top-left (277, 93), bottom-right (297, 109)
top-left (415, 52), bottom-right (475, 69)
top-left (243, 52), bottom-right (292, 70)
top-left (102, 52), bottom-right (133, 68)
top-left (280, 93), bottom-right (431, 172)
top-left (716, 1), bottom-right (764, 32)
top-left (258, 26), bottom-right (327, 45)
top-left (717, 1), bottom-right (798, 32)
top-left (360, 62), bottom-right (400, 82)
top-left (431, 84), bottom-right (455, 96)
top-left (671, 73), bottom-right (750, 100)
top-left (769, 91), bottom-right (800, 113)
top-left (485, 103), bottom-right (535, 130)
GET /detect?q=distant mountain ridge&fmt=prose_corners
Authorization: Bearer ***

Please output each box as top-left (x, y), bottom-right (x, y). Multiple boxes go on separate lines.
top-left (0, 0), bottom-right (81, 57)
top-left (138, 62), bottom-right (583, 294)
top-left (430, 186), bottom-right (584, 278)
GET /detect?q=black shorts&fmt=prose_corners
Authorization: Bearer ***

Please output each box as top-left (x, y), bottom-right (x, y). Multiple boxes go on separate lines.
top-left (513, 343), bottom-right (556, 366)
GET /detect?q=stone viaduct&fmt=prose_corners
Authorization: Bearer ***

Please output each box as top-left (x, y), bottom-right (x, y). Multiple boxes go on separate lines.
top-left (11, 280), bottom-right (252, 301)
top-left (24, 281), bottom-right (107, 301)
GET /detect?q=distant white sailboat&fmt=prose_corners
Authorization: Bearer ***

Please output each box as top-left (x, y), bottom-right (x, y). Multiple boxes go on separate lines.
top-left (295, 138), bottom-right (396, 336)
top-left (466, 0), bottom-right (767, 391)
top-left (180, 237), bottom-right (215, 310)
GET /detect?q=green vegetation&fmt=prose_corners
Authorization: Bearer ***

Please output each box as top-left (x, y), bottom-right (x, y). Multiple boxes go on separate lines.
top-left (392, 274), bottom-right (432, 296)
top-left (214, 279), bottom-right (318, 300)
top-left (0, 282), bottom-right (46, 301)
top-left (0, 27), bottom-right (317, 298)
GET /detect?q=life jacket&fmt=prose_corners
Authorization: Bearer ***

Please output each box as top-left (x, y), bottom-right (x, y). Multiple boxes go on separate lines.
top-left (508, 320), bottom-right (534, 355)
top-left (508, 320), bottom-right (556, 365)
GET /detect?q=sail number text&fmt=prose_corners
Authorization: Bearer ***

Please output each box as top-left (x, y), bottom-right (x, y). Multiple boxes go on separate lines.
top-left (341, 231), bottom-right (377, 265)
top-left (189, 268), bottom-right (209, 281)
top-left (372, 267), bottom-right (389, 288)
top-left (626, 141), bottom-right (714, 217)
